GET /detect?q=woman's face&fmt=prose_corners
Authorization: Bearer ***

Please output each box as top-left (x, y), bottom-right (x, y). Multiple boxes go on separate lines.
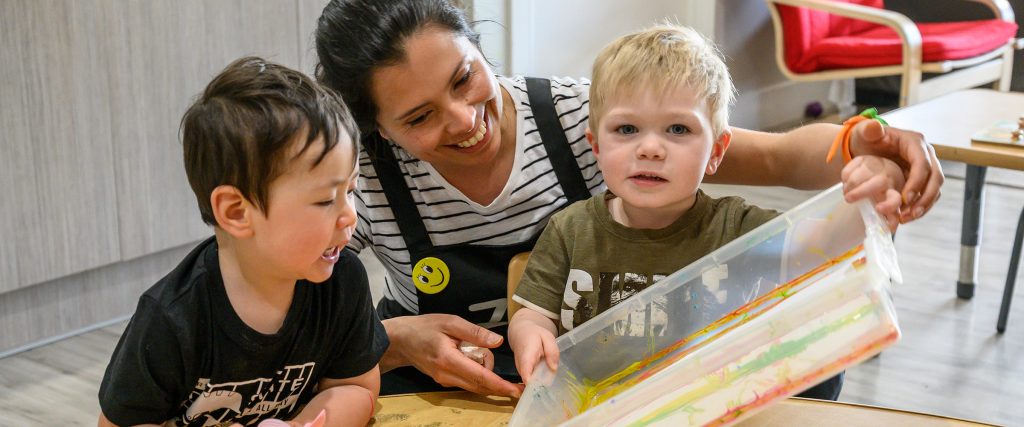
top-left (370, 26), bottom-right (504, 174)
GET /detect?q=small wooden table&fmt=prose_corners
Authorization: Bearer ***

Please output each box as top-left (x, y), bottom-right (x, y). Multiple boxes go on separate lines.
top-left (882, 89), bottom-right (1024, 308)
top-left (370, 391), bottom-right (995, 426)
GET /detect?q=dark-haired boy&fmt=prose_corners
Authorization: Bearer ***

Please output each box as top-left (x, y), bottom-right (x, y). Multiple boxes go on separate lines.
top-left (98, 57), bottom-right (387, 427)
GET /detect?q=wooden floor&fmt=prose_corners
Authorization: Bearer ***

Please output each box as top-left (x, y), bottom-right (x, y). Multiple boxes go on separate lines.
top-left (1, 163), bottom-right (1022, 426)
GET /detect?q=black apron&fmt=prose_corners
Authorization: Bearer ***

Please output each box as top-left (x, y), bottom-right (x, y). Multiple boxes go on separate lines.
top-left (370, 78), bottom-right (591, 394)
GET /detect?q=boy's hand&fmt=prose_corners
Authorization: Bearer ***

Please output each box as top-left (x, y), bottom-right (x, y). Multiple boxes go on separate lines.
top-left (508, 309), bottom-right (560, 383)
top-left (511, 325), bottom-right (559, 382)
top-left (841, 155), bottom-right (906, 232)
top-left (848, 119), bottom-right (943, 223)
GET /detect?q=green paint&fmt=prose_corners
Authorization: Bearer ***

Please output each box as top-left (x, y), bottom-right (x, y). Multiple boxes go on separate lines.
top-left (563, 246), bottom-right (868, 421)
top-left (624, 303), bottom-right (876, 426)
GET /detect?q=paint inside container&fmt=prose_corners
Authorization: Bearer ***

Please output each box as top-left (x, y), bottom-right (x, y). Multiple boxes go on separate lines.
top-left (509, 184), bottom-right (902, 426)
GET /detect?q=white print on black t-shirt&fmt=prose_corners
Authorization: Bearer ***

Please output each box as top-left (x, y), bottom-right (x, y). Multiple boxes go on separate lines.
top-left (178, 362), bottom-right (315, 427)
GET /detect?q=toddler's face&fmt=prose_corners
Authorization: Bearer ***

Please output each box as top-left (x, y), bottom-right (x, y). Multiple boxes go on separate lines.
top-left (249, 133), bottom-right (359, 284)
top-left (591, 83), bottom-right (728, 215)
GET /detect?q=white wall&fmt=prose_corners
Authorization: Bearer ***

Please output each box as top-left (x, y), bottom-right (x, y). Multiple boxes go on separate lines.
top-left (489, 0), bottom-right (712, 79)
top-left (468, 0), bottom-right (511, 75)
top-left (716, 0), bottom-right (834, 129)
top-left (470, 0), bottom-right (833, 130)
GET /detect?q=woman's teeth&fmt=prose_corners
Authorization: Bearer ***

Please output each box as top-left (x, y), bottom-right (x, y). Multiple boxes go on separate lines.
top-left (456, 121), bottom-right (487, 148)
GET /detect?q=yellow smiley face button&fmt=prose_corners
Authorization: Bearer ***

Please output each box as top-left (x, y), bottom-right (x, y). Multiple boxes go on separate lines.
top-left (412, 257), bottom-right (450, 294)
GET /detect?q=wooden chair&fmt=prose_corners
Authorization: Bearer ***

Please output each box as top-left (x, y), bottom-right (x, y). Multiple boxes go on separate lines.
top-left (507, 252), bottom-right (531, 319)
top-left (764, 0), bottom-right (1020, 107)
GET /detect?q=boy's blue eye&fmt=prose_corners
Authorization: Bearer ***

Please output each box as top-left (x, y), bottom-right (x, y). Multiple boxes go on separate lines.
top-left (316, 199), bottom-right (336, 207)
top-left (616, 124), bottom-right (638, 135)
top-left (668, 124), bottom-right (689, 135)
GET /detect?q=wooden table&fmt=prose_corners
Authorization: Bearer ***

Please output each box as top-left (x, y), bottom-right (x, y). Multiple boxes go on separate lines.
top-left (882, 89), bottom-right (1024, 322)
top-left (370, 391), bottom-right (995, 426)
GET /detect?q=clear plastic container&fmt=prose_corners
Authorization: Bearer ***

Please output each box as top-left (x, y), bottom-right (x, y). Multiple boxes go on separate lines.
top-left (509, 185), bottom-right (902, 426)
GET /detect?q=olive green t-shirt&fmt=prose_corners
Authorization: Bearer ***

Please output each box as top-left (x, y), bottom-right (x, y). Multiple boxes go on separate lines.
top-left (512, 190), bottom-right (779, 335)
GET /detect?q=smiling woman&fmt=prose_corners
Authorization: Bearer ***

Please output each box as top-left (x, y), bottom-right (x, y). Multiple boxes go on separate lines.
top-left (368, 26), bottom-right (517, 205)
top-left (313, 0), bottom-right (944, 399)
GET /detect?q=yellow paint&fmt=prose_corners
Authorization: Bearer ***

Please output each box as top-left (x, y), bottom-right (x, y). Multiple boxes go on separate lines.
top-left (569, 245), bottom-right (866, 413)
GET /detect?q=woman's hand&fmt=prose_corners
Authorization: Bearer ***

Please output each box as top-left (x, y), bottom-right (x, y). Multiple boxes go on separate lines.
top-left (849, 119), bottom-right (944, 224)
top-left (383, 314), bottom-right (524, 398)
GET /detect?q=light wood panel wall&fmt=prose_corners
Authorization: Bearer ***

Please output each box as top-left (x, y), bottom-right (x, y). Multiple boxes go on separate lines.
top-left (1, 0), bottom-right (322, 287)
top-left (298, 0), bottom-right (331, 76)
top-left (0, 0), bottom-right (329, 353)
top-left (0, 0), bottom-right (122, 292)
top-left (108, 0), bottom-right (304, 261)
top-left (0, 243), bottom-right (195, 354)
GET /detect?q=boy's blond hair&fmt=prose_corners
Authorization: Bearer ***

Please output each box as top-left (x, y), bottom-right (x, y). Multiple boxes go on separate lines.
top-left (590, 24), bottom-right (735, 138)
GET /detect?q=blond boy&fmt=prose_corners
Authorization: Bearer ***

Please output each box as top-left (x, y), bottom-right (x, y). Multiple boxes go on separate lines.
top-left (508, 25), bottom-right (902, 401)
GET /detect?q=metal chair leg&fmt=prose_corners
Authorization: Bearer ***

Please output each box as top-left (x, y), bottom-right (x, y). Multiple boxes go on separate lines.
top-left (996, 207), bottom-right (1024, 333)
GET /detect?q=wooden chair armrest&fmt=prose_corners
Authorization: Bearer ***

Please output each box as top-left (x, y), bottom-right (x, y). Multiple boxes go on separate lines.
top-left (767, 0), bottom-right (921, 48)
top-left (507, 252), bottom-right (531, 319)
top-left (764, 0), bottom-right (923, 86)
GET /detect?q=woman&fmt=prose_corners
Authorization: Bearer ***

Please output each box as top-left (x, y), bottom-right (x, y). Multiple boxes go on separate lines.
top-left (314, 0), bottom-right (942, 398)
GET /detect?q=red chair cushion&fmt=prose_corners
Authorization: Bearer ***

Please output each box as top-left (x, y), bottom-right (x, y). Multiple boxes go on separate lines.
top-left (805, 20), bottom-right (1018, 71)
top-left (778, 1), bottom-right (886, 72)
top-left (778, 2), bottom-right (1018, 73)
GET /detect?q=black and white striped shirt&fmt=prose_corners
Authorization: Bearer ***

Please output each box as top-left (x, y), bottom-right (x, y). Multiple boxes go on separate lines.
top-left (348, 76), bottom-right (605, 314)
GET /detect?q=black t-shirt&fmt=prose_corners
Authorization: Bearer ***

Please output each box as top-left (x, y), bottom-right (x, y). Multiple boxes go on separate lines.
top-left (98, 238), bottom-right (389, 426)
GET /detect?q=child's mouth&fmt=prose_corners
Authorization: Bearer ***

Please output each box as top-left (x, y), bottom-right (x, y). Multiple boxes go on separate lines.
top-left (631, 174), bottom-right (667, 182)
top-left (321, 246), bottom-right (341, 262)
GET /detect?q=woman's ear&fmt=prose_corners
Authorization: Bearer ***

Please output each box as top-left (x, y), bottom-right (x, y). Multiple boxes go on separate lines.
top-left (705, 127), bottom-right (732, 175)
top-left (210, 185), bottom-right (255, 238)
top-left (586, 128), bottom-right (599, 155)
top-left (378, 128), bottom-right (392, 142)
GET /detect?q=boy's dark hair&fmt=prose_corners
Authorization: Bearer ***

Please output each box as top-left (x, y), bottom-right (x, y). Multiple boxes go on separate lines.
top-left (314, 0), bottom-right (480, 135)
top-left (181, 56), bottom-right (359, 226)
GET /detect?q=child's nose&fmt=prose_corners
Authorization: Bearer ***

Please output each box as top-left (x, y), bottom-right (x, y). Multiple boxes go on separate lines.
top-left (636, 135), bottom-right (666, 159)
top-left (337, 205), bottom-right (357, 229)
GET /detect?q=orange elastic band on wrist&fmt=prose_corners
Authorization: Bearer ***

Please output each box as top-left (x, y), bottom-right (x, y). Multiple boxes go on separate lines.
top-left (826, 107), bottom-right (888, 164)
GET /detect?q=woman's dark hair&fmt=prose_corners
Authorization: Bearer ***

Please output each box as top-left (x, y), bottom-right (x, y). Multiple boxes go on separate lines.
top-left (314, 0), bottom-right (481, 135)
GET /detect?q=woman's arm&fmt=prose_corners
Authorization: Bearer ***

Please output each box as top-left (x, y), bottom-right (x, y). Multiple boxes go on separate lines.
top-left (711, 121), bottom-right (942, 223)
top-left (708, 124), bottom-right (841, 190)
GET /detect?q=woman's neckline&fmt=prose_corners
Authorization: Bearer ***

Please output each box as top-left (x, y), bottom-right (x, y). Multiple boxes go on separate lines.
top-left (423, 81), bottom-right (520, 207)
